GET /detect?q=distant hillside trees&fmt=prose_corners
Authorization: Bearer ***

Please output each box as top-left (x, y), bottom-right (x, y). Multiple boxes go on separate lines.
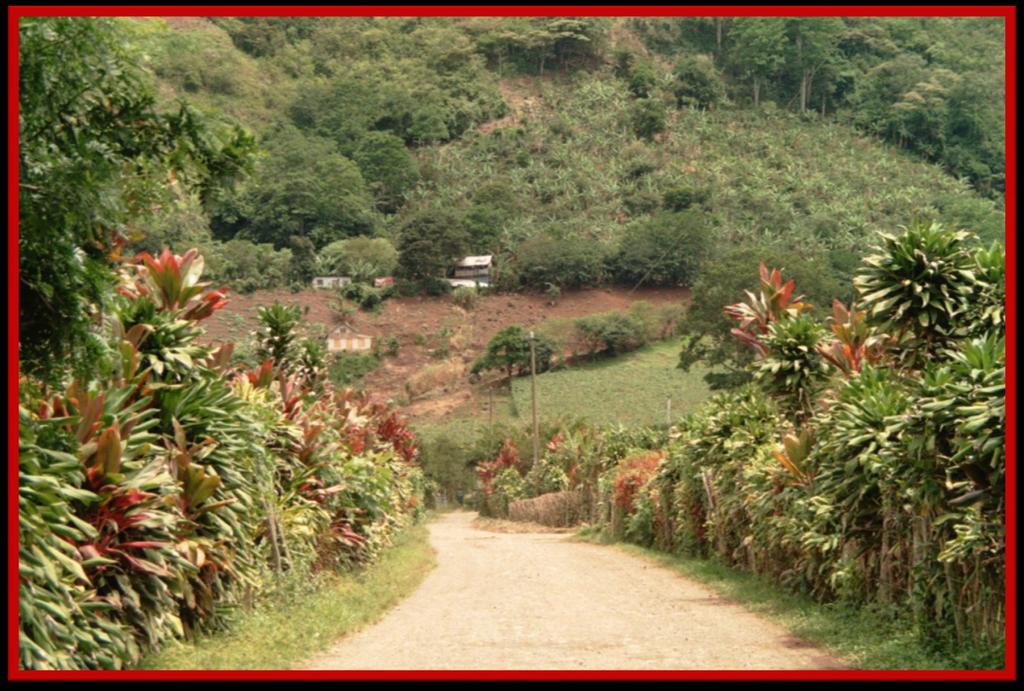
top-left (632, 16), bottom-right (1005, 196)
top-left (612, 210), bottom-right (712, 288)
top-left (320, 237), bottom-right (399, 280)
top-left (464, 17), bottom-right (606, 75)
top-left (211, 126), bottom-right (378, 249)
top-left (351, 131), bottom-right (420, 213)
top-left (510, 236), bottom-right (610, 290)
top-left (672, 55), bottom-right (727, 109)
top-left (729, 18), bottom-right (788, 108)
top-left (396, 208), bottom-right (469, 284)
top-left (630, 97), bottom-right (667, 140)
top-left (463, 180), bottom-right (522, 252)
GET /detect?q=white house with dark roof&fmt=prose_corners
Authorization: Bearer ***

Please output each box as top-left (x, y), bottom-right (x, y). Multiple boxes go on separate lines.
top-left (448, 255), bottom-right (492, 287)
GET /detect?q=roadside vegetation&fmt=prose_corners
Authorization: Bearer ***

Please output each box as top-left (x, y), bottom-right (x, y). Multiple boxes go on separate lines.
top-left (467, 223), bottom-right (1006, 669)
top-left (18, 15), bottom-right (1007, 673)
top-left (17, 19), bottom-right (427, 671)
top-left (140, 522), bottom-right (436, 670)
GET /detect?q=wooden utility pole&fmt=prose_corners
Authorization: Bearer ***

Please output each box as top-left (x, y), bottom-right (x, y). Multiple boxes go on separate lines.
top-left (265, 500), bottom-right (282, 574)
top-left (529, 331), bottom-right (540, 467)
top-left (666, 398), bottom-right (672, 427)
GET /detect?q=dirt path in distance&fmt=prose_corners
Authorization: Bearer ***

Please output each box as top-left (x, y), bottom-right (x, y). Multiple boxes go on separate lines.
top-left (303, 511), bottom-right (847, 671)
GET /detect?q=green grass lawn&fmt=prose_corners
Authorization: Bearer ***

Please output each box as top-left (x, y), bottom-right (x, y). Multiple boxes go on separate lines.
top-left (139, 521), bottom-right (436, 670)
top-left (510, 340), bottom-right (714, 428)
top-left (413, 340), bottom-right (715, 446)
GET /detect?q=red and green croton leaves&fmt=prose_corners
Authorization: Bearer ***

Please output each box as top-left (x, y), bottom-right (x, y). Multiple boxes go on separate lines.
top-left (120, 248), bottom-right (228, 321)
top-left (724, 262), bottom-right (810, 356)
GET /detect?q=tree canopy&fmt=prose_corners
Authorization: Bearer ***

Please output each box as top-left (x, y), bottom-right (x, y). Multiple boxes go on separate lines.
top-left (18, 17), bottom-right (254, 381)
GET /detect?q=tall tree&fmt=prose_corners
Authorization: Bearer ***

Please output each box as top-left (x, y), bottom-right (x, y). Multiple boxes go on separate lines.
top-left (396, 207), bottom-right (469, 282)
top-left (215, 126), bottom-right (377, 249)
top-left (730, 18), bottom-right (788, 108)
top-left (787, 18), bottom-right (845, 115)
top-left (18, 17), bottom-right (253, 382)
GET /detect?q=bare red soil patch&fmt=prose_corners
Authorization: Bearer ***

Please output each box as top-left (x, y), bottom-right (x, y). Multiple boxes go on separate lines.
top-left (205, 285), bottom-right (690, 419)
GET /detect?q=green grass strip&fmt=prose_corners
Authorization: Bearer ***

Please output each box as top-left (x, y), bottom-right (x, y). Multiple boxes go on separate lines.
top-left (140, 522), bottom-right (436, 670)
top-left (575, 529), bottom-right (1003, 670)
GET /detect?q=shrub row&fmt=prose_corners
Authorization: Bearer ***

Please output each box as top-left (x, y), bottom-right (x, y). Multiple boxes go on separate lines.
top-left (18, 249), bottom-right (425, 670)
top-left (473, 223), bottom-right (1005, 663)
top-left (508, 490), bottom-right (586, 528)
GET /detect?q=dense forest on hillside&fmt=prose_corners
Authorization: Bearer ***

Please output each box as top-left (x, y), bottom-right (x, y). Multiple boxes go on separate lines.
top-left (120, 16), bottom-right (1004, 300)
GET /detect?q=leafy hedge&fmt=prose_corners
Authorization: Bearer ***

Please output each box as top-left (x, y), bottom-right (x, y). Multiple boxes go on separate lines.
top-left (476, 222), bottom-right (1005, 663)
top-left (18, 249), bottom-right (425, 670)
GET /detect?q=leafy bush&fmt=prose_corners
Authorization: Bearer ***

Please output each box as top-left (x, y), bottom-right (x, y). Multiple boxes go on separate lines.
top-left (611, 210), bottom-right (711, 287)
top-left (451, 286), bottom-right (479, 310)
top-left (751, 314), bottom-right (829, 418)
top-left (339, 281), bottom-right (392, 312)
top-left (512, 235), bottom-right (610, 289)
top-left (672, 54), bottom-right (726, 109)
top-left (381, 336), bottom-right (401, 357)
top-left (328, 352), bottom-right (380, 387)
top-left (854, 221), bottom-right (978, 360)
top-left (471, 326), bottom-right (556, 379)
top-left (627, 58), bottom-right (658, 98)
top-left (574, 312), bottom-right (648, 357)
top-left (663, 185), bottom-right (712, 212)
top-left (319, 236), bottom-right (398, 280)
top-left (630, 96), bottom-right (667, 140)
top-left (255, 301), bottom-right (303, 368)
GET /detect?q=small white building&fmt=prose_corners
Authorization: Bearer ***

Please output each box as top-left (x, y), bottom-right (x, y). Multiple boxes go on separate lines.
top-left (446, 278), bottom-right (483, 289)
top-left (327, 326), bottom-right (373, 353)
top-left (451, 255), bottom-right (492, 286)
top-left (313, 276), bottom-right (352, 290)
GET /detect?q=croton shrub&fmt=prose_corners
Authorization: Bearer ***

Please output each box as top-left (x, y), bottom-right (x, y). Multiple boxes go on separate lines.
top-left (19, 249), bottom-right (424, 670)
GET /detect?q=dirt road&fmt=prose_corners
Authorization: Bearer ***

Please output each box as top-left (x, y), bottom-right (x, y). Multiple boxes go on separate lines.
top-left (304, 511), bottom-right (845, 671)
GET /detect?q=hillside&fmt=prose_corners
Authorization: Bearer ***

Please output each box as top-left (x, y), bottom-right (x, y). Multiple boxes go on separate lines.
top-left (202, 284), bottom-right (691, 419)
top-left (413, 72), bottom-right (1003, 252)
top-left (122, 16), bottom-right (1004, 302)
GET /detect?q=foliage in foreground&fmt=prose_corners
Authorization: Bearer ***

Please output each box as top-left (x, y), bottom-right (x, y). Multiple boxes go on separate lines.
top-left (140, 522), bottom-right (435, 670)
top-left (18, 17), bottom-right (254, 384)
top-left (19, 249), bottom-right (425, 670)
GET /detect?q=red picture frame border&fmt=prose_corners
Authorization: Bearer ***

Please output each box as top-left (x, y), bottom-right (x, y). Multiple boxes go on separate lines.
top-left (6, 3), bottom-right (1017, 681)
